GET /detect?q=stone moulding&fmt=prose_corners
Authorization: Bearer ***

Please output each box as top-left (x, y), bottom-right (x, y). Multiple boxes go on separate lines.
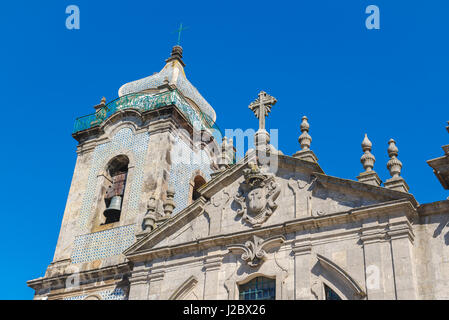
top-left (228, 235), bottom-right (285, 267)
top-left (315, 253), bottom-right (366, 299)
top-left (168, 275), bottom-right (199, 300)
top-left (26, 262), bottom-right (131, 295)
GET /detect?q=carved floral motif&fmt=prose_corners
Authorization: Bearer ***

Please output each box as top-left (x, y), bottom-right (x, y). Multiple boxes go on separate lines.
top-left (228, 235), bottom-right (285, 267)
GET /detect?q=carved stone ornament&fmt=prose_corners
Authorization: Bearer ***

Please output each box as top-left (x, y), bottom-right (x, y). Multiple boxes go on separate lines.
top-left (228, 235), bottom-right (285, 267)
top-left (234, 163), bottom-right (281, 227)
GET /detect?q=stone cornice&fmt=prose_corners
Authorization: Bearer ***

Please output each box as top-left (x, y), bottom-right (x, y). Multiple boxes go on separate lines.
top-left (418, 199), bottom-right (449, 217)
top-left (73, 105), bottom-right (201, 146)
top-left (147, 270), bottom-right (165, 282)
top-left (27, 262), bottom-right (131, 292)
top-left (277, 154), bottom-right (324, 174)
top-left (312, 172), bottom-right (419, 207)
top-left (203, 255), bottom-right (224, 271)
top-left (427, 152), bottom-right (449, 189)
top-left (291, 241), bottom-right (313, 256)
top-left (387, 219), bottom-right (415, 242)
top-left (360, 226), bottom-right (388, 245)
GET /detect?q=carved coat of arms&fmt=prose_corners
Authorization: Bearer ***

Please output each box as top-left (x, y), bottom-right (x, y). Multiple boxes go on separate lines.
top-left (234, 163), bottom-right (281, 227)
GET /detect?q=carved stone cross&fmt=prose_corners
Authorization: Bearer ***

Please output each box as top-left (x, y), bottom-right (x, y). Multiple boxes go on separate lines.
top-left (249, 91), bottom-right (277, 131)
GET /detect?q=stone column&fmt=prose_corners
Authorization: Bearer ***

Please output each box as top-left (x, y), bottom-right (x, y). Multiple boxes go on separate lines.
top-left (388, 217), bottom-right (417, 299)
top-left (128, 263), bottom-right (149, 300)
top-left (360, 221), bottom-right (396, 299)
top-left (203, 255), bottom-right (224, 300)
top-left (292, 238), bottom-right (314, 300)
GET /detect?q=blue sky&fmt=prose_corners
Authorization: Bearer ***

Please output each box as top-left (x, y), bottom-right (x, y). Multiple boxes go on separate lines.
top-left (0, 0), bottom-right (448, 299)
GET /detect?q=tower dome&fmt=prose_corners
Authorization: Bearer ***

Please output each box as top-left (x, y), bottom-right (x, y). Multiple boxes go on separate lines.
top-left (118, 46), bottom-right (216, 122)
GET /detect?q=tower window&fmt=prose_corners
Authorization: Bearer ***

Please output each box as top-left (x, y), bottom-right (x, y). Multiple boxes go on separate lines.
top-left (192, 175), bottom-right (206, 202)
top-left (103, 155), bottom-right (129, 224)
top-left (239, 277), bottom-right (275, 300)
top-left (324, 284), bottom-right (342, 300)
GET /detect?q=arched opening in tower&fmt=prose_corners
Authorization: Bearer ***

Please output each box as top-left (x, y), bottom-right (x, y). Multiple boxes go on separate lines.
top-left (104, 155), bottom-right (129, 224)
top-left (192, 175), bottom-right (206, 202)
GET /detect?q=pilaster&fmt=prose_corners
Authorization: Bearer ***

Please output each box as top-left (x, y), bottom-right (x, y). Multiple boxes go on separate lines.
top-left (292, 238), bottom-right (314, 300)
top-left (128, 263), bottom-right (149, 300)
top-left (387, 217), bottom-right (417, 299)
top-left (203, 254), bottom-right (224, 300)
top-left (147, 268), bottom-right (165, 300)
top-left (360, 221), bottom-right (396, 299)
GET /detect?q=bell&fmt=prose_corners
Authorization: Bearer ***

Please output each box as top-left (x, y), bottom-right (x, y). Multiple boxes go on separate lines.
top-left (104, 195), bottom-right (122, 219)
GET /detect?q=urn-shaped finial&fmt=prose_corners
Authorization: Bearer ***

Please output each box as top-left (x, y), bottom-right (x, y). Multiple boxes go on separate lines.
top-left (360, 134), bottom-right (376, 172)
top-left (387, 139), bottom-right (402, 178)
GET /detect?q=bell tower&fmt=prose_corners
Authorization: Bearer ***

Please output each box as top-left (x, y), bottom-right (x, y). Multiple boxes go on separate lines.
top-left (27, 46), bottom-right (227, 300)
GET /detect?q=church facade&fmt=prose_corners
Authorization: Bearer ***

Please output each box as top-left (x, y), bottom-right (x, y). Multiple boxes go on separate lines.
top-left (27, 46), bottom-right (449, 300)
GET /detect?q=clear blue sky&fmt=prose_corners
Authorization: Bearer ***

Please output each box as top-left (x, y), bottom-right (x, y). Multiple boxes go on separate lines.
top-left (1, 0), bottom-right (448, 299)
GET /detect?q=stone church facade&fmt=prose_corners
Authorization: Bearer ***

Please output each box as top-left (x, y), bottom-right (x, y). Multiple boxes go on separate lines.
top-left (27, 46), bottom-right (449, 300)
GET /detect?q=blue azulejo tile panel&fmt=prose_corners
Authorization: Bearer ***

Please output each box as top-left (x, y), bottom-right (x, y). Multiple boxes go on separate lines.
top-left (71, 224), bottom-right (136, 264)
top-left (77, 127), bottom-right (150, 233)
top-left (64, 287), bottom-right (127, 300)
top-left (168, 137), bottom-right (213, 215)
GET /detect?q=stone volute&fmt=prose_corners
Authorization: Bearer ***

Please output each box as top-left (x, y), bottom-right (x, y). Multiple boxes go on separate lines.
top-left (384, 139), bottom-right (409, 193)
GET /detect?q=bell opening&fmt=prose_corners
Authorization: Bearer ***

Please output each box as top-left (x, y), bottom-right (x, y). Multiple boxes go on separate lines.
top-left (102, 155), bottom-right (129, 225)
top-left (192, 175), bottom-right (206, 202)
top-left (104, 195), bottom-right (122, 224)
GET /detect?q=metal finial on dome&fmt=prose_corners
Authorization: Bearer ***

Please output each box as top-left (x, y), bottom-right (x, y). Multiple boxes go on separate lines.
top-left (360, 134), bottom-right (375, 172)
top-left (387, 139), bottom-right (402, 178)
top-left (298, 116), bottom-right (312, 151)
top-left (171, 45), bottom-right (183, 57)
top-left (165, 45), bottom-right (185, 67)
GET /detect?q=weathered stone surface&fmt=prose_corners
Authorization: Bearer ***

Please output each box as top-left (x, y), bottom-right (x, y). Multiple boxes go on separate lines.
top-left (27, 49), bottom-right (449, 301)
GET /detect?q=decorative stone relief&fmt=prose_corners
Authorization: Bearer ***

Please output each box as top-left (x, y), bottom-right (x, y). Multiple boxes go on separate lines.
top-left (234, 163), bottom-right (281, 227)
top-left (210, 189), bottom-right (230, 234)
top-left (228, 235), bottom-right (285, 267)
top-left (288, 176), bottom-right (310, 218)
